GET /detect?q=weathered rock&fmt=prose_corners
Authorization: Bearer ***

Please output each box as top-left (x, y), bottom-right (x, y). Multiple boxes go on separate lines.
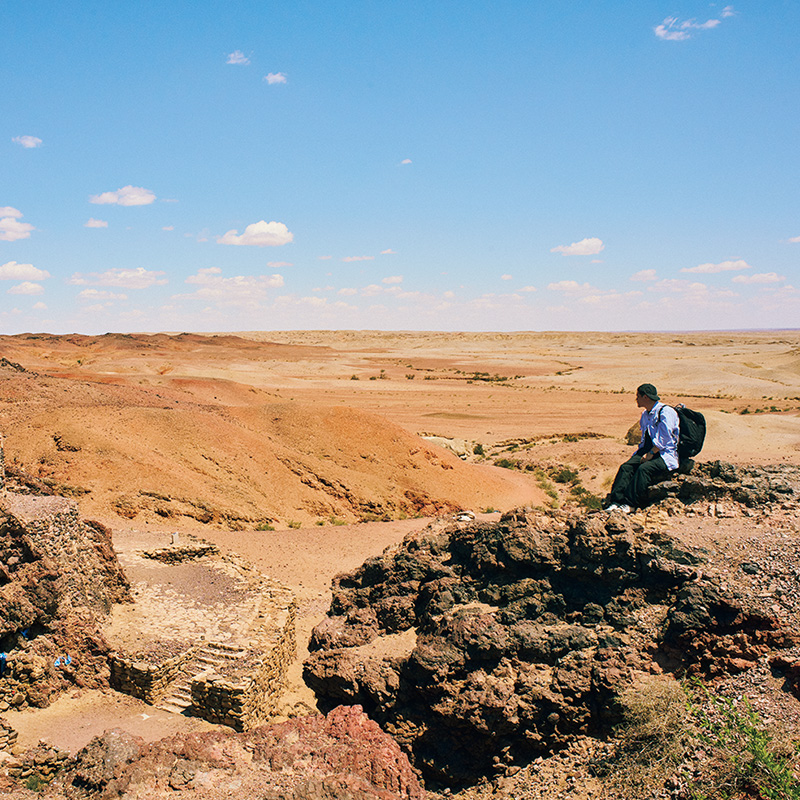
top-left (50, 705), bottom-right (423, 800)
top-left (304, 509), bottom-right (797, 787)
top-left (646, 461), bottom-right (799, 510)
top-left (0, 495), bottom-right (131, 709)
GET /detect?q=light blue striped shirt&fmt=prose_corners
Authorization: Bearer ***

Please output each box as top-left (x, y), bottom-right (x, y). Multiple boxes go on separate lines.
top-left (638, 402), bottom-right (680, 470)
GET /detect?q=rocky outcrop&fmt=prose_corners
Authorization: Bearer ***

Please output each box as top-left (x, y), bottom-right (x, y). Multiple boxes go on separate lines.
top-left (0, 495), bottom-right (130, 713)
top-left (303, 509), bottom-right (799, 787)
top-left (646, 461), bottom-right (798, 511)
top-left (28, 705), bottom-right (424, 800)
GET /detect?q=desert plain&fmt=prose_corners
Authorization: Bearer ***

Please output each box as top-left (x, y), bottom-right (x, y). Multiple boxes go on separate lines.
top-left (1, 328), bottom-right (800, 791)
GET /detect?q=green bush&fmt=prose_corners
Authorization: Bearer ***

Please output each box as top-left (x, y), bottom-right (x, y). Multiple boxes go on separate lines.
top-left (548, 465), bottom-right (579, 483)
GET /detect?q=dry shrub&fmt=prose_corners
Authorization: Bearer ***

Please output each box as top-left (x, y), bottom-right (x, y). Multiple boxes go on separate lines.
top-left (605, 675), bottom-right (693, 797)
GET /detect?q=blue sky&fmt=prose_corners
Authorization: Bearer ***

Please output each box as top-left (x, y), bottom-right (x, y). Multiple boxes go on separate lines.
top-left (2, 1), bottom-right (798, 333)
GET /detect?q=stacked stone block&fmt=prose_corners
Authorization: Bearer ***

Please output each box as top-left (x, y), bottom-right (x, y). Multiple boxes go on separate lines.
top-left (6, 741), bottom-right (70, 785)
top-left (0, 716), bottom-right (18, 752)
top-left (190, 596), bottom-right (296, 731)
top-left (109, 646), bottom-right (198, 704)
top-left (109, 546), bottom-right (297, 730)
top-left (141, 543), bottom-right (219, 563)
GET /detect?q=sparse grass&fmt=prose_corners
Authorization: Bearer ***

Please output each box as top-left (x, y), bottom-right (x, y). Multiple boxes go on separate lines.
top-left (25, 774), bottom-right (46, 792)
top-left (547, 465), bottom-right (579, 483)
top-left (605, 677), bottom-right (800, 800)
top-left (473, 443), bottom-right (485, 456)
top-left (329, 516), bottom-right (346, 526)
top-left (359, 512), bottom-right (392, 522)
top-left (287, 519), bottom-right (301, 529)
top-left (256, 522), bottom-right (275, 531)
top-left (570, 484), bottom-right (604, 510)
top-left (533, 468), bottom-right (559, 508)
top-left (688, 685), bottom-right (800, 800)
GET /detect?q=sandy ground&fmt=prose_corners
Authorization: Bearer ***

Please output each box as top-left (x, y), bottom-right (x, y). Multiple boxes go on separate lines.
top-left (2, 329), bottom-right (800, 761)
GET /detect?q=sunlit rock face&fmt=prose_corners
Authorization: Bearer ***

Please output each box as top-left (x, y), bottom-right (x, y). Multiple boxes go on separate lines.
top-left (304, 508), bottom-right (798, 787)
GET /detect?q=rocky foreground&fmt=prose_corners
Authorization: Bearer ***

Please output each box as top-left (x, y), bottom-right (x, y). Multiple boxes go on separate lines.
top-left (2, 462), bottom-right (800, 799)
top-left (303, 465), bottom-right (800, 790)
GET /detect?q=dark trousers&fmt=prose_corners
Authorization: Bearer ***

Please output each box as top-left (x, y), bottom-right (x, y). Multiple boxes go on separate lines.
top-left (607, 453), bottom-right (668, 508)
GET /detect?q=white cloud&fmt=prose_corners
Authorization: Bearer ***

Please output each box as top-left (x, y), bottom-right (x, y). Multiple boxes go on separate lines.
top-left (654, 14), bottom-right (726, 41)
top-left (681, 259), bottom-right (750, 274)
top-left (381, 249), bottom-right (397, 255)
top-left (32, 301), bottom-right (47, 310)
top-left (732, 272), bottom-right (784, 284)
top-left (341, 255), bottom-right (374, 262)
top-left (12, 135), bottom-right (42, 149)
top-left (651, 279), bottom-right (709, 295)
top-left (68, 267), bottom-right (168, 289)
top-left (0, 208), bottom-right (34, 241)
top-left (0, 219), bottom-right (34, 241)
top-left (338, 288), bottom-right (358, 296)
top-left (8, 281), bottom-right (43, 295)
top-left (267, 260), bottom-right (293, 268)
top-left (547, 280), bottom-right (593, 292)
top-left (788, 236), bottom-right (800, 244)
top-left (227, 50), bottom-right (250, 65)
top-left (550, 237), bottom-right (604, 256)
top-left (318, 255), bottom-right (333, 260)
top-left (401, 159), bottom-right (412, 165)
top-left (162, 225), bottom-right (175, 231)
top-left (382, 275), bottom-right (403, 284)
top-left (90, 185), bottom-right (156, 206)
top-left (0, 261), bottom-right (50, 281)
top-left (217, 220), bottom-right (293, 247)
top-left (631, 269), bottom-right (657, 281)
top-left (264, 72), bottom-right (287, 84)
top-left (722, 6), bottom-right (736, 18)
top-left (78, 288), bottom-right (127, 301)
top-left (520, 285), bottom-right (537, 292)
top-left (85, 218), bottom-right (108, 228)
top-left (501, 274), bottom-right (513, 280)
top-left (180, 267), bottom-right (284, 306)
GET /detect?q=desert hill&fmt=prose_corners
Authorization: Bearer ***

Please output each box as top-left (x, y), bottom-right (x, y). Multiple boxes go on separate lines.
top-left (1, 330), bottom-right (799, 530)
top-left (0, 344), bottom-right (543, 527)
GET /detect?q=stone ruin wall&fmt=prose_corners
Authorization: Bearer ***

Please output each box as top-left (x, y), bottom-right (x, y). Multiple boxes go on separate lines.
top-left (108, 551), bottom-right (297, 733)
top-left (0, 716), bottom-right (18, 752)
top-left (190, 597), bottom-right (296, 731)
top-left (109, 646), bottom-right (200, 705)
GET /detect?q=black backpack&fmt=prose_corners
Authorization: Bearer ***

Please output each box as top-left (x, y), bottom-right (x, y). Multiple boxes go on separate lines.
top-left (659, 403), bottom-right (706, 461)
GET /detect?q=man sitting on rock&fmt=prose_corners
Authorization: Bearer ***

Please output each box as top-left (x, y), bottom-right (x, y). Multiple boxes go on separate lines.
top-left (605, 383), bottom-right (679, 514)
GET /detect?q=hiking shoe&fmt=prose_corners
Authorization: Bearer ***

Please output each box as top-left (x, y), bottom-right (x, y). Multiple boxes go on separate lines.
top-left (617, 504), bottom-right (632, 514)
top-left (605, 504), bottom-right (621, 512)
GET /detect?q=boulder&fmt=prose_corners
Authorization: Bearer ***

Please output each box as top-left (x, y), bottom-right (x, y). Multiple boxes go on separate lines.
top-left (304, 509), bottom-right (798, 787)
